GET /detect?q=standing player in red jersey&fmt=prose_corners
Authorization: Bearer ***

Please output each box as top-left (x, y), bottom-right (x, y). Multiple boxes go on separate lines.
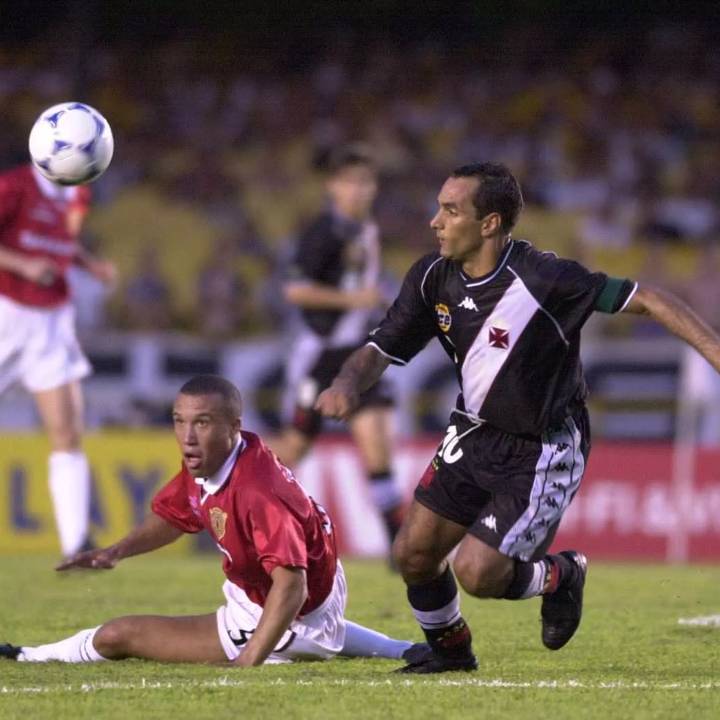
top-left (0, 164), bottom-right (116, 558)
top-left (0, 376), bottom-right (428, 667)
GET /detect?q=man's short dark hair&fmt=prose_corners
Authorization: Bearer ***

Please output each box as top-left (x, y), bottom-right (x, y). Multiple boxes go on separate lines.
top-left (451, 162), bottom-right (524, 233)
top-left (323, 142), bottom-right (377, 176)
top-left (178, 375), bottom-right (242, 419)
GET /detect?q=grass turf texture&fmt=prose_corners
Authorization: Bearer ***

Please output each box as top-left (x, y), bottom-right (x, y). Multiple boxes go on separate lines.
top-left (0, 555), bottom-right (718, 720)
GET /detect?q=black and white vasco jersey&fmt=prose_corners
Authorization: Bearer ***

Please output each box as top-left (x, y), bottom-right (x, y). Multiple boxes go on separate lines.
top-left (287, 210), bottom-right (381, 343)
top-left (368, 239), bottom-right (637, 436)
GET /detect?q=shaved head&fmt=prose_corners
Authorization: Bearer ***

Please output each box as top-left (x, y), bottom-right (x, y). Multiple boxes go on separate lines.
top-left (177, 375), bottom-right (242, 420)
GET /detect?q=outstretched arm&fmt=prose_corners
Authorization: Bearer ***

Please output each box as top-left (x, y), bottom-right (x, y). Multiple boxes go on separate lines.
top-left (315, 344), bottom-right (391, 420)
top-left (624, 284), bottom-right (720, 372)
top-left (56, 512), bottom-right (183, 571)
top-left (284, 281), bottom-right (381, 310)
top-left (234, 566), bottom-right (308, 667)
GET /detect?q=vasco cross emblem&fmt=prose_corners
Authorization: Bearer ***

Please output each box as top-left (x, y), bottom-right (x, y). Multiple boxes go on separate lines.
top-left (488, 326), bottom-right (509, 349)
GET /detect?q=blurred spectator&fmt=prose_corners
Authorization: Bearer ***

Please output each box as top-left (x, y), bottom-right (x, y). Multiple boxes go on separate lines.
top-left (68, 231), bottom-right (114, 332)
top-left (0, 21), bottom-right (718, 336)
top-left (578, 197), bottom-right (634, 250)
top-left (121, 247), bottom-right (173, 330)
top-left (196, 236), bottom-right (248, 339)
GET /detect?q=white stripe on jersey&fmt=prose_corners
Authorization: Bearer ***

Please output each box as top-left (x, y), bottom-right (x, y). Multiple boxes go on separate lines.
top-left (499, 417), bottom-right (585, 561)
top-left (460, 276), bottom-right (539, 415)
top-left (508, 267), bottom-right (569, 347)
top-left (618, 281), bottom-right (639, 312)
top-left (328, 221), bottom-right (381, 347)
top-left (420, 256), bottom-right (444, 305)
top-left (366, 341), bottom-right (408, 366)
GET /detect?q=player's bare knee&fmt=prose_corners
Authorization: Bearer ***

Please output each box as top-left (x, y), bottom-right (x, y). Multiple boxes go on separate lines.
top-left (394, 539), bottom-right (439, 584)
top-left (93, 618), bottom-right (134, 658)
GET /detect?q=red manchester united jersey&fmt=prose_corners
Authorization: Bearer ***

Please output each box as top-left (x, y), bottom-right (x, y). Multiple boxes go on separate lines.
top-left (0, 164), bottom-right (91, 307)
top-left (151, 431), bottom-right (337, 615)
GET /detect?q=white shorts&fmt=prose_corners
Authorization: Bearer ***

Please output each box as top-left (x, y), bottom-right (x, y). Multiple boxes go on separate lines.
top-left (216, 562), bottom-right (348, 664)
top-left (0, 295), bottom-right (91, 394)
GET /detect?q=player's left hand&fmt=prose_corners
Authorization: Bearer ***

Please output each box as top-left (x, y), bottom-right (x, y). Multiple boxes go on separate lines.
top-left (55, 546), bottom-right (120, 571)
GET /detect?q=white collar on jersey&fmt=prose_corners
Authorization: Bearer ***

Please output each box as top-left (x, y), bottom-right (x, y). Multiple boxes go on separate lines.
top-left (460, 239), bottom-right (515, 287)
top-left (194, 434), bottom-right (244, 497)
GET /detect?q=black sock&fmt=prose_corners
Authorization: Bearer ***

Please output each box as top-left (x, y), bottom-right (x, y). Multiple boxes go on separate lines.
top-left (382, 506), bottom-right (403, 542)
top-left (502, 553), bottom-right (580, 599)
top-left (407, 565), bottom-right (474, 660)
top-left (503, 560), bottom-right (541, 599)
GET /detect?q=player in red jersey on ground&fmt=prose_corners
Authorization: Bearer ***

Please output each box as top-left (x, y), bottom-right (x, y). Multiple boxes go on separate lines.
top-left (0, 375), bottom-right (428, 667)
top-left (0, 164), bottom-right (116, 558)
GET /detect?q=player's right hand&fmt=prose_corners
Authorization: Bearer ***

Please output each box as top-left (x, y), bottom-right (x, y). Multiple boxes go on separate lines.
top-left (21, 257), bottom-right (60, 286)
top-left (55, 547), bottom-right (120, 572)
top-left (315, 383), bottom-right (359, 421)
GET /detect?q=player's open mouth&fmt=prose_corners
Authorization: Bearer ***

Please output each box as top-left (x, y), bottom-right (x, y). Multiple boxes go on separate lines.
top-left (183, 452), bottom-right (203, 469)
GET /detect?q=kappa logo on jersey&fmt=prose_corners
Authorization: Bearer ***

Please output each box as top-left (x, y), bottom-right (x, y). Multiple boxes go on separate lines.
top-left (435, 303), bottom-right (452, 332)
top-left (209, 507), bottom-right (228, 540)
top-left (458, 296), bottom-right (479, 311)
top-left (488, 326), bottom-right (510, 349)
top-left (480, 514), bottom-right (497, 532)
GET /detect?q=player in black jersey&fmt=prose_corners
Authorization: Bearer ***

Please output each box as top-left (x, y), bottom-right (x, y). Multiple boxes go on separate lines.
top-left (317, 162), bottom-right (720, 673)
top-left (268, 145), bottom-right (405, 553)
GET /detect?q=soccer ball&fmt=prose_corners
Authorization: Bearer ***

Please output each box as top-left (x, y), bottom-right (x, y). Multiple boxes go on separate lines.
top-left (28, 102), bottom-right (114, 185)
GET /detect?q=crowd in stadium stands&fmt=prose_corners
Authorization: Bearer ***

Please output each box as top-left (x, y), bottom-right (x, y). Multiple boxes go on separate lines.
top-left (1, 23), bottom-right (718, 337)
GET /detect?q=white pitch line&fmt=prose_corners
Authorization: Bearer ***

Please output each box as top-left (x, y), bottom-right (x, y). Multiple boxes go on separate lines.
top-left (1, 677), bottom-right (719, 695)
top-left (678, 614), bottom-right (720, 627)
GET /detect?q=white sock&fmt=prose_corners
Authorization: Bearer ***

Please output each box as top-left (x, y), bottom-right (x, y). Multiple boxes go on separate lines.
top-left (518, 561), bottom-right (547, 599)
top-left (18, 627), bottom-right (106, 663)
top-left (340, 620), bottom-right (412, 660)
top-left (412, 595), bottom-right (461, 630)
top-left (48, 450), bottom-right (91, 556)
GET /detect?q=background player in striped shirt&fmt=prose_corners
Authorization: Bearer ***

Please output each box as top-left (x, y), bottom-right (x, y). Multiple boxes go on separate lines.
top-left (269, 145), bottom-right (405, 557)
top-left (0, 163), bottom-right (116, 559)
top-left (317, 162), bottom-right (720, 673)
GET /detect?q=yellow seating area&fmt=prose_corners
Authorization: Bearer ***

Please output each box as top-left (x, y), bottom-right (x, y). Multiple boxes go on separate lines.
top-left (87, 195), bottom-right (706, 335)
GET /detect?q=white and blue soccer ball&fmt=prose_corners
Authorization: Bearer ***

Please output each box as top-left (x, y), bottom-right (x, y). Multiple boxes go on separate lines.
top-left (28, 102), bottom-right (114, 185)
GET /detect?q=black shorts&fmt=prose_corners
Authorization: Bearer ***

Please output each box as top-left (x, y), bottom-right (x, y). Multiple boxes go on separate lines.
top-left (292, 347), bottom-right (393, 438)
top-left (415, 409), bottom-right (590, 561)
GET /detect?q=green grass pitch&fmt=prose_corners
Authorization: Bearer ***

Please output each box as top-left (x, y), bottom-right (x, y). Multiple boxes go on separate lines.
top-left (0, 554), bottom-right (718, 719)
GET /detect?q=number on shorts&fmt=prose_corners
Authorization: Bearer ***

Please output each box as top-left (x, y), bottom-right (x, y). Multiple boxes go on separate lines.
top-left (440, 424), bottom-right (464, 464)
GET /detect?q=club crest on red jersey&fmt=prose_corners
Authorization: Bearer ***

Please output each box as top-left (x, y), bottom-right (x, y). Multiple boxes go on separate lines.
top-left (489, 326), bottom-right (509, 349)
top-left (209, 507), bottom-right (228, 540)
top-left (435, 303), bottom-right (452, 333)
